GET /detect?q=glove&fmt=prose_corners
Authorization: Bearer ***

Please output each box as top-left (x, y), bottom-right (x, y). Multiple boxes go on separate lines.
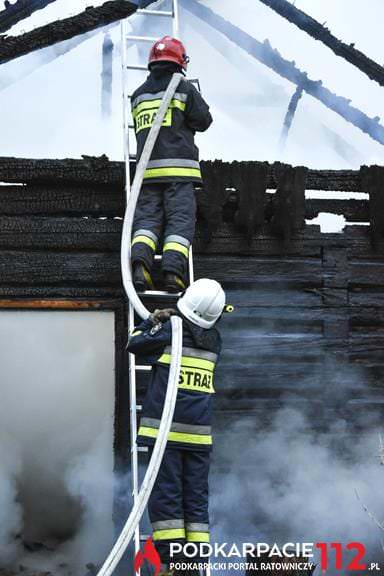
top-left (149, 308), bottom-right (177, 324)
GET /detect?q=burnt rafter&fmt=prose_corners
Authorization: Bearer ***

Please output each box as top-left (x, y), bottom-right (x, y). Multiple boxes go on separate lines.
top-left (183, 0), bottom-right (384, 146)
top-left (258, 0), bottom-right (384, 87)
top-left (0, 0), bottom-right (58, 34)
top-left (0, 0), bottom-right (137, 65)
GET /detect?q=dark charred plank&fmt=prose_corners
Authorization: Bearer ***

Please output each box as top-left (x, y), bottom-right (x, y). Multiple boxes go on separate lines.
top-left (0, 183), bottom-right (125, 216)
top-left (0, 250), bottom-right (121, 285)
top-left (0, 216), bottom-right (122, 251)
top-left (0, 0), bottom-right (58, 34)
top-left (306, 198), bottom-right (369, 222)
top-left (0, 157), bottom-right (363, 191)
top-left (258, 0), bottom-right (384, 87)
top-left (0, 1), bottom-right (138, 65)
top-left (184, 1), bottom-right (384, 145)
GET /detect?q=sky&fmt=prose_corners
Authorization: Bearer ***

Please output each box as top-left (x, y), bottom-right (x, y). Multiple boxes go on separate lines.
top-left (0, 0), bottom-right (383, 169)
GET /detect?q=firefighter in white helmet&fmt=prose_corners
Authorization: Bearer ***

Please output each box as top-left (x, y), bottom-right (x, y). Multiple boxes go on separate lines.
top-left (127, 279), bottom-right (231, 575)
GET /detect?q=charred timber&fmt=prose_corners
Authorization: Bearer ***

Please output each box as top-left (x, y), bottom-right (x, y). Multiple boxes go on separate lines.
top-left (184, 1), bottom-right (384, 146)
top-left (0, 156), bottom-right (366, 190)
top-left (258, 0), bottom-right (384, 87)
top-left (0, 0), bottom-right (58, 34)
top-left (0, 1), bottom-right (137, 65)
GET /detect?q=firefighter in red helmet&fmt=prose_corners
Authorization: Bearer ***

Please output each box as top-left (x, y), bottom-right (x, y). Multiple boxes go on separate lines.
top-left (131, 36), bottom-right (213, 293)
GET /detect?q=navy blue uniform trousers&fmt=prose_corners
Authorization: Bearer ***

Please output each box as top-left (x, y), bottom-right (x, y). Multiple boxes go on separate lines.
top-left (132, 181), bottom-right (196, 280)
top-left (148, 447), bottom-right (210, 564)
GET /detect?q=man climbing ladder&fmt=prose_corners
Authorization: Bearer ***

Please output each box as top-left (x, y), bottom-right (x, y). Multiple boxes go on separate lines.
top-left (131, 35), bottom-right (213, 293)
top-left (127, 279), bottom-right (227, 576)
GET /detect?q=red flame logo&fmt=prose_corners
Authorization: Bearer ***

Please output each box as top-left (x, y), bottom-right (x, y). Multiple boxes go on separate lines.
top-left (134, 537), bottom-right (161, 576)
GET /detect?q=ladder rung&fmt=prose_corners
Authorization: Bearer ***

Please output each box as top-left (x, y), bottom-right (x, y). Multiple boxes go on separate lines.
top-left (137, 405), bottom-right (143, 411)
top-left (126, 35), bottom-right (158, 43)
top-left (136, 365), bottom-right (152, 372)
top-left (136, 9), bottom-right (173, 17)
top-left (129, 154), bottom-right (137, 159)
top-left (128, 124), bottom-right (135, 129)
top-left (140, 534), bottom-right (151, 541)
top-left (126, 64), bottom-right (148, 71)
top-left (138, 290), bottom-right (181, 297)
top-left (138, 446), bottom-right (149, 453)
top-left (154, 254), bottom-right (162, 260)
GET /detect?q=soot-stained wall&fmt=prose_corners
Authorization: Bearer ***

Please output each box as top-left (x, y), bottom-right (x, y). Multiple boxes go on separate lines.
top-left (1, 157), bottom-right (384, 571)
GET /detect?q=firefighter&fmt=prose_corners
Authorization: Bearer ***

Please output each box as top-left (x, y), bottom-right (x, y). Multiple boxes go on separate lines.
top-left (127, 279), bottom-right (227, 575)
top-left (131, 36), bottom-right (213, 294)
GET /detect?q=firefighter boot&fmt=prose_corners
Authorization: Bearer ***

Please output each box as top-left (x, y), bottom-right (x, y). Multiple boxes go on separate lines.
top-left (133, 263), bottom-right (154, 292)
top-left (164, 273), bottom-right (186, 294)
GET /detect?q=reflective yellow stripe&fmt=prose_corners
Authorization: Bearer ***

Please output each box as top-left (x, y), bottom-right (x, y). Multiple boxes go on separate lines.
top-left (132, 98), bottom-right (186, 118)
top-left (132, 235), bottom-right (156, 251)
top-left (131, 330), bottom-right (142, 337)
top-left (144, 167), bottom-right (202, 179)
top-left (163, 242), bottom-right (189, 259)
top-left (158, 353), bottom-right (215, 371)
top-left (138, 427), bottom-right (212, 445)
top-left (187, 532), bottom-right (210, 543)
top-left (153, 528), bottom-right (186, 541)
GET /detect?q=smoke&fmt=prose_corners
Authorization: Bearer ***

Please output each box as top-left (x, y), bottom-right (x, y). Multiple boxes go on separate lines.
top-left (0, 311), bottom-right (116, 574)
top-left (210, 317), bottom-right (384, 575)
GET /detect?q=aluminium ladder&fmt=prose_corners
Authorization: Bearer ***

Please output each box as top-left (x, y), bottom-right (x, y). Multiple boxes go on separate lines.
top-left (121, 1), bottom-right (197, 571)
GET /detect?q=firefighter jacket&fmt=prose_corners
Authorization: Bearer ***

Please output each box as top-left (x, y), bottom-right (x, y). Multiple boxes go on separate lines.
top-left (127, 314), bottom-right (222, 451)
top-left (131, 63), bottom-right (213, 184)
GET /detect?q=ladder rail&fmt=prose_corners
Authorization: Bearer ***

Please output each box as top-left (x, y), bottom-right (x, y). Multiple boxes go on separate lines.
top-left (121, 19), bottom-right (131, 199)
top-left (128, 307), bottom-right (140, 556)
top-left (172, 0), bottom-right (180, 39)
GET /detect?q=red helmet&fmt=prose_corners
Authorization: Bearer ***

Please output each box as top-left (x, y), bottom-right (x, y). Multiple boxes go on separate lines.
top-left (148, 36), bottom-right (189, 70)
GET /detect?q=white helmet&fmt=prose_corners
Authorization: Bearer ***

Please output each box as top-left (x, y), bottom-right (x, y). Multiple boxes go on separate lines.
top-left (177, 278), bottom-right (226, 329)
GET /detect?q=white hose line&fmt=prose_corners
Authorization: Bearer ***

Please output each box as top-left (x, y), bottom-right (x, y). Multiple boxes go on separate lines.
top-left (97, 316), bottom-right (183, 576)
top-left (94, 74), bottom-right (185, 576)
top-left (121, 72), bottom-right (183, 320)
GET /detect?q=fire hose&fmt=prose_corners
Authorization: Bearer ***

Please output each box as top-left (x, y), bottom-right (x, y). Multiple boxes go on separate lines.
top-left (96, 72), bottom-right (184, 576)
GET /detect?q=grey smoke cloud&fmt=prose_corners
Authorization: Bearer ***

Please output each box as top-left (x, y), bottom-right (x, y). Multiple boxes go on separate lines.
top-left (0, 312), bottom-right (115, 574)
top-left (210, 408), bottom-right (384, 575)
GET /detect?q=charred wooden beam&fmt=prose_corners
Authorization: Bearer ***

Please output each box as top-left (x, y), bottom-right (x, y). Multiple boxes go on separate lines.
top-left (0, 0), bottom-right (137, 65)
top-left (0, 155), bottom-right (127, 184)
top-left (0, 157), bottom-right (366, 191)
top-left (0, 0), bottom-right (58, 34)
top-left (258, 0), bottom-right (384, 87)
top-left (199, 159), bottom-right (232, 241)
top-left (184, 0), bottom-right (384, 146)
top-left (305, 198), bottom-right (369, 222)
top-left (269, 163), bottom-right (307, 243)
top-left (0, 299), bottom-right (114, 309)
top-left (361, 165), bottom-right (384, 249)
top-left (231, 161), bottom-right (268, 242)
top-left (278, 85), bottom-right (304, 153)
